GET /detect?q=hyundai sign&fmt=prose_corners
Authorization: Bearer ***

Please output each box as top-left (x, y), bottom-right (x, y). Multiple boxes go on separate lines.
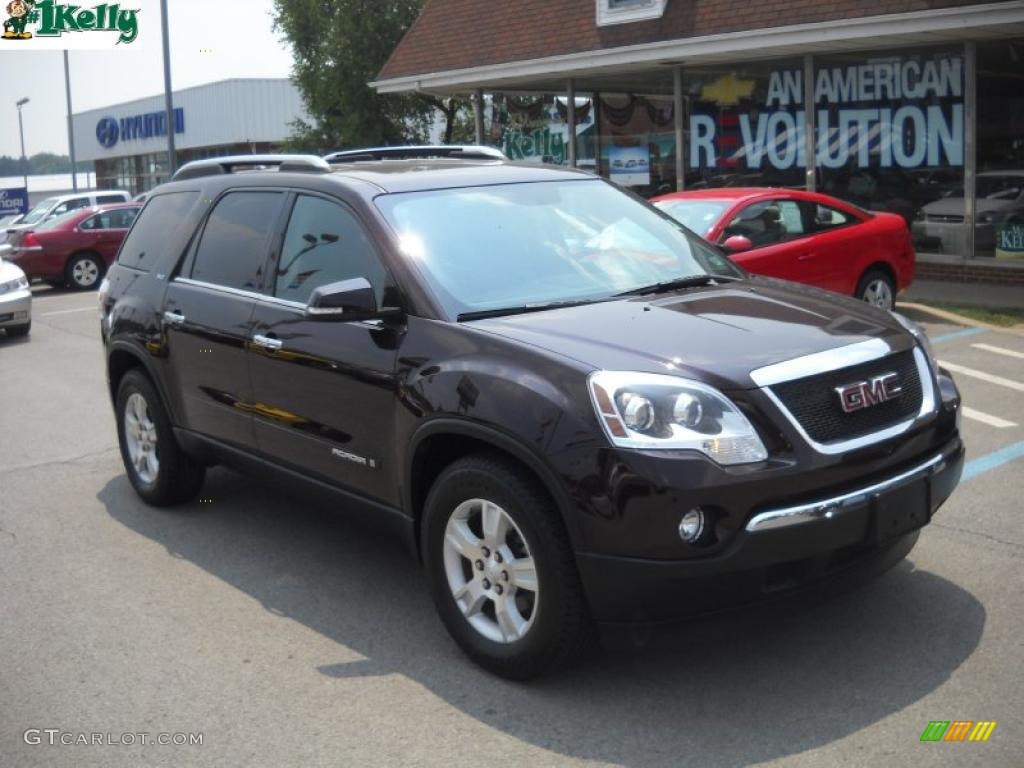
top-left (0, 188), bottom-right (29, 217)
top-left (95, 108), bottom-right (185, 149)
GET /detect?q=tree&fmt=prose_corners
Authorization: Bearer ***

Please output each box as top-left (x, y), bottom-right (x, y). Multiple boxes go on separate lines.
top-left (273, 0), bottom-right (470, 151)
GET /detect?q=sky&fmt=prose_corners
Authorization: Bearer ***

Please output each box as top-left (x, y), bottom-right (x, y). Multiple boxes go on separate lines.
top-left (0, 0), bottom-right (295, 158)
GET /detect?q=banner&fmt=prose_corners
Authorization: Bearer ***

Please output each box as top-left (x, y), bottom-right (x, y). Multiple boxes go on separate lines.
top-left (0, 187), bottom-right (29, 217)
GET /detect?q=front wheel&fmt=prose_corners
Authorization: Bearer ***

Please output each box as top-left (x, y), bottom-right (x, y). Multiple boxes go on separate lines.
top-left (116, 369), bottom-right (205, 506)
top-left (856, 269), bottom-right (896, 311)
top-left (422, 454), bottom-right (590, 680)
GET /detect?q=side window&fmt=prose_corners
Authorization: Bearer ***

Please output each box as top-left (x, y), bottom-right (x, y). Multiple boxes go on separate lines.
top-left (723, 200), bottom-right (805, 248)
top-left (274, 195), bottom-right (388, 306)
top-left (80, 214), bottom-right (102, 231)
top-left (119, 192), bottom-right (199, 272)
top-left (810, 203), bottom-right (854, 232)
top-left (110, 209), bottom-right (138, 229)
top-left (192, 192), bottom-right (284, 291)
top-left (96, 194), bottom-right (126, 204)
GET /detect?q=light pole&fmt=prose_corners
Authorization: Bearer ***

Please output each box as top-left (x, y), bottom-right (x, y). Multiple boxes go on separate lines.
top-left (64, 52), bottom-right (78, 191)
top-left (159, 0), bottom-right (176, 176)
top-left (16, 97), bottom-right (29, 192)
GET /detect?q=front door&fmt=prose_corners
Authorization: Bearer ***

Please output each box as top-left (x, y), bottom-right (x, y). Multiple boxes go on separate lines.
top-left (247, 193), bottom-right (402, 505)
top-left (162, 190), bottom-right (286, 450)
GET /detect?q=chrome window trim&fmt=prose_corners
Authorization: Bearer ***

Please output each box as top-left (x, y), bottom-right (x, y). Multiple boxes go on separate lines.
top-left (174, 276), bottom-right (263, 301)
top-left (750, 338), bottom-right (893, 387)
top-left (745, 452), bottom-right (946, 532)
top-left (753, 344), bottom-right (937, 456)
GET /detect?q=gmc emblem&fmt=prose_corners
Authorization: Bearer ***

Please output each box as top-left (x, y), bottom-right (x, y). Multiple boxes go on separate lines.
top-left (835, 373), bottom-right (903, 413)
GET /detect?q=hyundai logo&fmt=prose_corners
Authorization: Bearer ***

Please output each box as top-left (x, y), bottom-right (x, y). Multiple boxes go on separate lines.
top-left (835, 373), bottom-right (903, 413)
top-left (96, 117), bottom-right (120, 149)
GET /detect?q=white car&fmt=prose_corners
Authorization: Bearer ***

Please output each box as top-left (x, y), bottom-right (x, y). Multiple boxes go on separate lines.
top-left (0, 259), bottom-right (31, 338)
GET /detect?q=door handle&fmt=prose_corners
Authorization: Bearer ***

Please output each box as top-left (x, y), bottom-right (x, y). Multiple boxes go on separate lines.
top-left (163, 310), bottom-right (185, 327)
top-left (252, 334), bottom-right (283, 352)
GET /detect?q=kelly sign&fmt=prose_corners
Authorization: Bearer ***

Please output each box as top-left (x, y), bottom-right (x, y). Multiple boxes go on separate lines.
top-left (0, 187), bottom-right (30, 217)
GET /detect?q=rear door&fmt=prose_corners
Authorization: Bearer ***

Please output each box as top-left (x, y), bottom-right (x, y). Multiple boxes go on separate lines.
top-left (80, 209), bottom-right (138, 265)
top-left (162, 190), bottom-right (287, 450)
top-left (247, 192), bottom-right (402, 504)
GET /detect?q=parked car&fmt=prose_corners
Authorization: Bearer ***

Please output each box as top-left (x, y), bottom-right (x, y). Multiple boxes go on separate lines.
top-left (1, 190), bottom-right (131, 247)
top-left (652, 188), bottom-right (915, 310)
top-left (101, 152), bottom-right (963, 680)
top-left (5, 204), bottom-right (141, 290)
top-left (912, 170), bottom-right (1024, 256)
top-left (0, 259), bottom-right (31, 337)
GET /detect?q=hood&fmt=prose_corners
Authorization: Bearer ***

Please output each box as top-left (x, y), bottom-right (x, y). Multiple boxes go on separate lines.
top-left (468, 278), bottom-right (912, 391)
top-left (0, 258), bottom-right (27, 283)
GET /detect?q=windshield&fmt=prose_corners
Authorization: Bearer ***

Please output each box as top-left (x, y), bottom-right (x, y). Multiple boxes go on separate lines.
top-left (20, 197), bottom-right (59, 226)
top-left (375, 179), bottom-right (741, 318)
top-left (653, 199), bottom-right (730, 235)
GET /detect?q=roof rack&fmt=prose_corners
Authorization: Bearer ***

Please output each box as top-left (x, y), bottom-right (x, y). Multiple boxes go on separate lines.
top-left (172, 154), bottom-right (331, 181)
top-left (324, 145), bottom-right (508, 164)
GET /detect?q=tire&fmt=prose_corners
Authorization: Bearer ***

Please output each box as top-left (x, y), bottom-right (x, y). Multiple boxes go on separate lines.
top-left (422, 454), bottom-right (590, 680)
top-left (115, 369), bottom-right (205, 506)
top-left (856, 268), bottom-right (896, 311)
top-left (65, 252), bottom-right (104, 291)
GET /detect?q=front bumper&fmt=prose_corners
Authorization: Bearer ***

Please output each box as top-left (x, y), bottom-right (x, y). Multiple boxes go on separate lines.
top-left (0, 287), bottom-right (32, 328)
top-left (576, 437), bottom-right (963, 623)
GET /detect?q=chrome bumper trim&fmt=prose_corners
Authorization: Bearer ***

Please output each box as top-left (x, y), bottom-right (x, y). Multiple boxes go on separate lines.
top-left (745, 452), bottom-right (946, 532)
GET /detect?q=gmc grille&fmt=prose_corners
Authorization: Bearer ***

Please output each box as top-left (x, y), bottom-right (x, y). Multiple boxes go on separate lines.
top-left (770, 350), bottom-right (923, 444)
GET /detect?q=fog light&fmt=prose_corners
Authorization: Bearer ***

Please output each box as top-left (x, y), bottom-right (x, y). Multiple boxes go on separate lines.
top-left (679, 508), bottom-right (706, 543)
top-left (14, 311), bottom-right (28, 320)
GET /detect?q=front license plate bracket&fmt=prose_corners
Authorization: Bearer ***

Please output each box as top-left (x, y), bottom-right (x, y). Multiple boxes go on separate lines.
top-left (871, 477), bottom-right (930, 544)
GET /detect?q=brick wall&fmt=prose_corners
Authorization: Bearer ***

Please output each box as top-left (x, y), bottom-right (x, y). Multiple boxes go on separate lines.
top-left (380, 0), bottom-right (1008, 81)
top-left (917, 261), bottom-right (1024, 285)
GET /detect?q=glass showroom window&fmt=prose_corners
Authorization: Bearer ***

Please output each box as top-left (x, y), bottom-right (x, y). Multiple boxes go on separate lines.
top-left (684, 60), bottom-right (806, 192)
top-left (975, 40), bottom-right (1024, 261)
top-left (813, 48), bottom-right (965, 258)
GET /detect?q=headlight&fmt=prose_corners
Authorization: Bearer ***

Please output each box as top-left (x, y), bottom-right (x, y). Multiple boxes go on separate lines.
top-left (0, 276), bottom-right (29, 295)
top-left (589, 371), bottom-right (768, 465)
top-left (893, 312), bottom-right (937, 370)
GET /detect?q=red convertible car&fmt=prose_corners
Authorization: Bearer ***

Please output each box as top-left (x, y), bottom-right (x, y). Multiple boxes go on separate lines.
top-left (3, 204), bottom-right (141, 291)
top-left (651, 188), bottom-right (915, 310)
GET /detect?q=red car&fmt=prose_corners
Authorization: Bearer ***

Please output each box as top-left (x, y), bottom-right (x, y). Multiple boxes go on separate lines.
top-left (651, 188), bottom-right (915, 311)
top-left (4, 204), bottom-right (141, 291)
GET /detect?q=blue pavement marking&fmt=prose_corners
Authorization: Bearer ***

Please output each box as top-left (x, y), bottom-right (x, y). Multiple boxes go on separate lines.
top-left (962, 441), bottom-right (1024, 482)
top-left (931, 328), bottom-right (987, 345)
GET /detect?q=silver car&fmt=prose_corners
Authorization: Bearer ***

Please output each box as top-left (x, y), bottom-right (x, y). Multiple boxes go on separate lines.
top-left (0, 259), bottom-right (32, 337)
top-left (913, 170), bottom-right (1024, 255)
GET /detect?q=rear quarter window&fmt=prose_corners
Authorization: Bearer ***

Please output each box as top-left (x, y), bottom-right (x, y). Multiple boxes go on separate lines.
top-left (118, 191), bottom-right (199, 271)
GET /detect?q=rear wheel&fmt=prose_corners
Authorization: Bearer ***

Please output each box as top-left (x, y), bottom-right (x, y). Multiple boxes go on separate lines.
top-left (65, 253), bottom-right (104, 291)
top-left (422, 454), bottom-right (590, 679)
top-left (116, 369), bottom-right (205, 506)
top-left (856, 269), bottom-right (896, 311)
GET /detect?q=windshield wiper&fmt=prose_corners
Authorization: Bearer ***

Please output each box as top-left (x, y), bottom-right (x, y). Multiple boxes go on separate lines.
top-left (457, 298), bottom-right (606, 322)
top-left (613, 274), bottom-right (741, 298)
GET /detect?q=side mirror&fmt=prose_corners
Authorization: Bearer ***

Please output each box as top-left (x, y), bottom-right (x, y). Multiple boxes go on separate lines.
top-left (307, 277), bottom-right (379, 321)
top-left (722, 235), bottom-right (753, 253)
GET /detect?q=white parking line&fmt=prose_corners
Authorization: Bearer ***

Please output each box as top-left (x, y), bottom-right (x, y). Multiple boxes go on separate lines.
top-left (961, 407), bottom-right (1017, 429)
top-left (41, 306), bottom-right (96, 317)
top-left (939, 361), bottom-right (1024, 393)
top-left (972, 343), bottom-right (1024, 361)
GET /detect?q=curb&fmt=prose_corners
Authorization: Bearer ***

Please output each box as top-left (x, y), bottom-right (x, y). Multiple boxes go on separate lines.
top-left (898, 302), bottom-right (1024, 337)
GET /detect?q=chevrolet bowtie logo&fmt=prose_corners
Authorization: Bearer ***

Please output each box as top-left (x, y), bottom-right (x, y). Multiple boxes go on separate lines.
top-left (835, 373), bottom-right (903, 413)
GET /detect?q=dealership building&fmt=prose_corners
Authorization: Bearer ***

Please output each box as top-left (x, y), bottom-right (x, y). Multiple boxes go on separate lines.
top-left (375, 0), bottom-right (1024, 283)
top-left (72, 78), bottom-right (308, 196)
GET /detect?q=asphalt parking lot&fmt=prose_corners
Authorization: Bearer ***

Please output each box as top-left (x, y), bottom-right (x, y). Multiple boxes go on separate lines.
top-left (2, 287), bottom-right (1022, 767)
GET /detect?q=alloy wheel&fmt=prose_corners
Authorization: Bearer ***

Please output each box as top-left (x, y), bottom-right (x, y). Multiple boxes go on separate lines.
top-left (72, 258), bottom-right (101, 288)
top-left (862, 278), bottom-right (894, 311)
top-left (442, 498), bottom-right (539, 644)
top-left (124, 392), bottom-right (160, 484)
